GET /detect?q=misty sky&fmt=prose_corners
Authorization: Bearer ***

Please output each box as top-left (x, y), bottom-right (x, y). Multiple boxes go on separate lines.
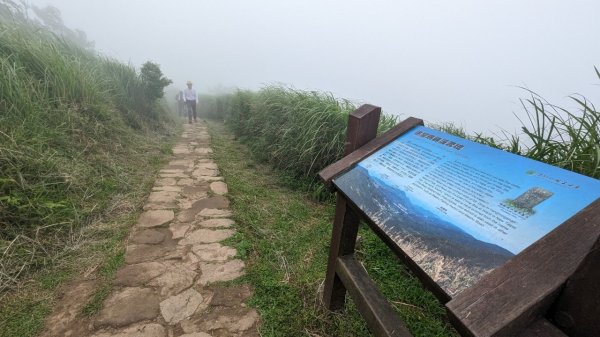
top-left (25, 0), bottom-right (600, 135)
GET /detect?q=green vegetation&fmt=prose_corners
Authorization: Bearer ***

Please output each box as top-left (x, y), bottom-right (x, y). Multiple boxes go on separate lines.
top-left (200, 73), bottom-right (599, 336)
top-left (0, 2), bottom-right (176, 336)
top-left (140, 61), bottom-right (173, 102)
top-left (199, 86), bottom-right (397, 199)
top-left (200, 79), bottom-right (600, 182)
top-left (209, 122), bottom-right (456, 336)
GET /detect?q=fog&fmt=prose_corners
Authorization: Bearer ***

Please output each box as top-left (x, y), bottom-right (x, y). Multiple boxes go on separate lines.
top-left (24, 0), bottom-right (600, 134)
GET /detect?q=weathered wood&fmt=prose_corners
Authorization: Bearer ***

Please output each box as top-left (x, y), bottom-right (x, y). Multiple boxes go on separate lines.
top-left (550, 233), bottom-right (600, 336)
top-left (322, 105), bottom-right (382, 310)
top-left (344, 104), bottom-right (382, 155)
top-left (446, 198), bottom-right (600, 337)
top-left (336, 255), bottom-right (413, 337)
top-left (517, 319), bottom-right (567, 337)
top-left (319, 117), bottom-right (424, 188)
top-left (323, 195), bottom-right (361, 309)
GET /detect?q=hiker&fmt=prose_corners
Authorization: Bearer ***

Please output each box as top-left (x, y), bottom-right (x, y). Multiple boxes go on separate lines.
top-left (183, 81), bottom-right (197, 123)
top-left (176, 90), bottom-right (184, 117)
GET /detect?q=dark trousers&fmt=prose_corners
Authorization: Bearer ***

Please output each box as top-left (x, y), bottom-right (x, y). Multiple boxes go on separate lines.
top-left (186, 100), bottom-right (197, 122)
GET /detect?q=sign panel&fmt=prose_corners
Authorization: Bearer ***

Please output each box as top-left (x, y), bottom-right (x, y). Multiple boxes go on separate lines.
top-left (333, 126), bottom-right (600, 296)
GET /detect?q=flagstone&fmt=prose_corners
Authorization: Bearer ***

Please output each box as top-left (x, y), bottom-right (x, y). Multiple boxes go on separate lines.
top-left (177, 178), bottom-right (195, 186)
top-left (192, 243), bottom-right (237, 262)
top-left (138, 210), bottom-right (174, 228)
top-left (160, 288), bottom-right (204, 324)
top-left (198, 208), bottom-right (233, 218)
top-left (197, 218), bottom-right (235, 228)
top-left (153, 185), bottom-right (182, 192)
top-left (179, 229), bottom-right (235, 246)
top-left (131, 229), bottom-right (166, 244)
top-left (147, 191), bottom-right (179, 204)
top-left (210, 181), bottom-right (228, 195)
top-left (198, 260), bottom-right (245, 285)
top-left (155, 178), bottom-right (177, 186)
top-left (170, 222), bottom-right (191, 239)
top-left (125, 244), bottom-right (172, 264)
top-left (150, 264), bottom-right (197, 297)
top-left (90, 323), bottom-right (166, 337)
top-left (114, 262), bottom-right (166, 286)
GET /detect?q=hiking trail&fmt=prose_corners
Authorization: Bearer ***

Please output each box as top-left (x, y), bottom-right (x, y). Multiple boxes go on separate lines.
top-left (42, 122), bottom-right (260, 337)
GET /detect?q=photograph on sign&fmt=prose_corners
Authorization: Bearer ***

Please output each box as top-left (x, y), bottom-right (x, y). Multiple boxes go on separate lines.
top-left (333, 126), bottom-right (600, 296)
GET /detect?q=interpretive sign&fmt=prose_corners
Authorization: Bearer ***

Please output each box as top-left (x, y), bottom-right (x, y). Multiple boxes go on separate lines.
top-left (333, 125), bottom-right (600, 297)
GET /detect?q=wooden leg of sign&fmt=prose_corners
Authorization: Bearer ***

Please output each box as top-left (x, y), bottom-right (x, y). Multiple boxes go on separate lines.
top-left (323, 194), bottom-right (360, 310)
top-left (550, 234), bottom-right (600, 336)
top-left (323, 104), bottom-right (381, 310)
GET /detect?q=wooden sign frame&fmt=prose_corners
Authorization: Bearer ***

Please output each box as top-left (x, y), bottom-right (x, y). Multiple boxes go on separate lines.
top-left (319, 105), bottom-right (600, 337)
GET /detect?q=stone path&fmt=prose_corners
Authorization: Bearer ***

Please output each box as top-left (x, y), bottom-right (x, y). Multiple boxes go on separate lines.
top-left (42, 122), bottom-right (259, 337)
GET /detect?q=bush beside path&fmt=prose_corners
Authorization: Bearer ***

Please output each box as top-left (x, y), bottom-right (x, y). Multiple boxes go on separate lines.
top-left (41, 122), bottom-right (259, 337)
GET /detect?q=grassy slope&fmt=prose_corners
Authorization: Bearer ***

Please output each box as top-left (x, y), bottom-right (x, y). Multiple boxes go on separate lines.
top-left (0, 10), bottom-right (180, 334)
top-left (0, 126), bottom-right (179, 337)
top-left (209, 121), bottom-right (457, 337)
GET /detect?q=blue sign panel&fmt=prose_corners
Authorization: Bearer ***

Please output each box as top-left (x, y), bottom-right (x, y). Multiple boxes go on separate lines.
top-left (333, 126), bottom-right (600, 296)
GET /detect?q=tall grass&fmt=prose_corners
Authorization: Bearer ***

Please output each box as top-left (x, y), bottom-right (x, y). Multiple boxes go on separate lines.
top-left (199, 86), bottom-right (397, 195)
top-left (199, 77), bottom-right (600, 183)
top-left (516, 88), bottom-right (600, 178)
top-left (0, 4), bottom-right (176, 293)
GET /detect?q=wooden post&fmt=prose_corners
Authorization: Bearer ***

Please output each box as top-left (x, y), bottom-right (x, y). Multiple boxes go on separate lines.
top-left (322, 104), bottom-right (381, 310)
top-left (550, 234), bottom-right (600, 336)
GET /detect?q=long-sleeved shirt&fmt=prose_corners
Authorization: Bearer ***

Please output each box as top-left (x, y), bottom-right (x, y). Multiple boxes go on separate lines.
top-left (183, 88), bottom-right (197, 102)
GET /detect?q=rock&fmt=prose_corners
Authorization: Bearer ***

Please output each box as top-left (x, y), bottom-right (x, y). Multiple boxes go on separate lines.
top-left (178, 198), bottom-right (194, 210)
top-left (160, 169), bottom-right (185, 174)
top-left (131, 229), bottom-right (165, 244)
top-left (147, 191), bottom-right (179, 205)
top-left (192, 243), bottom-right (237, 262)
top-left (177, 197), bottom-right (230, 222)
top-left (153, 185), bottom-right (183, 192)
top-left (178, 333), bottom-right (212, 337)
top-left (177, 178), bottom-right (195, 186)
top-left (198, 208), bottom-right (232, 218)
top-left (194, 307), bottom-right (259, 333)
top-left (96, 288), bottom-right (159, 327)
top-left (143, 203), bottom-right (177, 211)
top-left (162, 245), bottom-right (188, 261)
top-left (182, 185), bottom-right (209, 199)
top-left (209, 284), bottom-right (253, 307)
top-left (179, 229), bottom-right (235, 246)
top-left (150, 264), bottom-right (197, 297)
top-left (159, 173), bottom-right (189, 178)
top-left (155, 178), bottom-right (177, 186)
top-left (173, 147), bottom-right (191, 155)
top-left (194, 148), bottom-right (213, 154)
top-left (90, 323), bottom-right (166, 337)
top-left (114, 262), bottom-right (166, 286)
top-left (209, 181), bottom-right (228, 195)
top-left (170, 222), bottom-right (191, 239)
top-left (198, 260), bottom-right (245, 285)
top-left (125, 244), bottom-right (171, 264)
top-left (192, 168), bottom-right (218, 178)
top-left (160, 288), bottom-right (204, 324)
top-left (168, 160), bottom-right (193, 167)
top-left (197, 176), bottom-right (224, 182)
top-left (195, 162), bottom-right (218, 170)
top-left (137, 210), bottom-right (174, 228)
top-left (197, 218), bottom-right (235, 228)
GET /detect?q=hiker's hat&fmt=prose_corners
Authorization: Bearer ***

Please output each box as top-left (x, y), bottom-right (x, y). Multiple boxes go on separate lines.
top-left (186, 80), bottom-right (192, 85)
